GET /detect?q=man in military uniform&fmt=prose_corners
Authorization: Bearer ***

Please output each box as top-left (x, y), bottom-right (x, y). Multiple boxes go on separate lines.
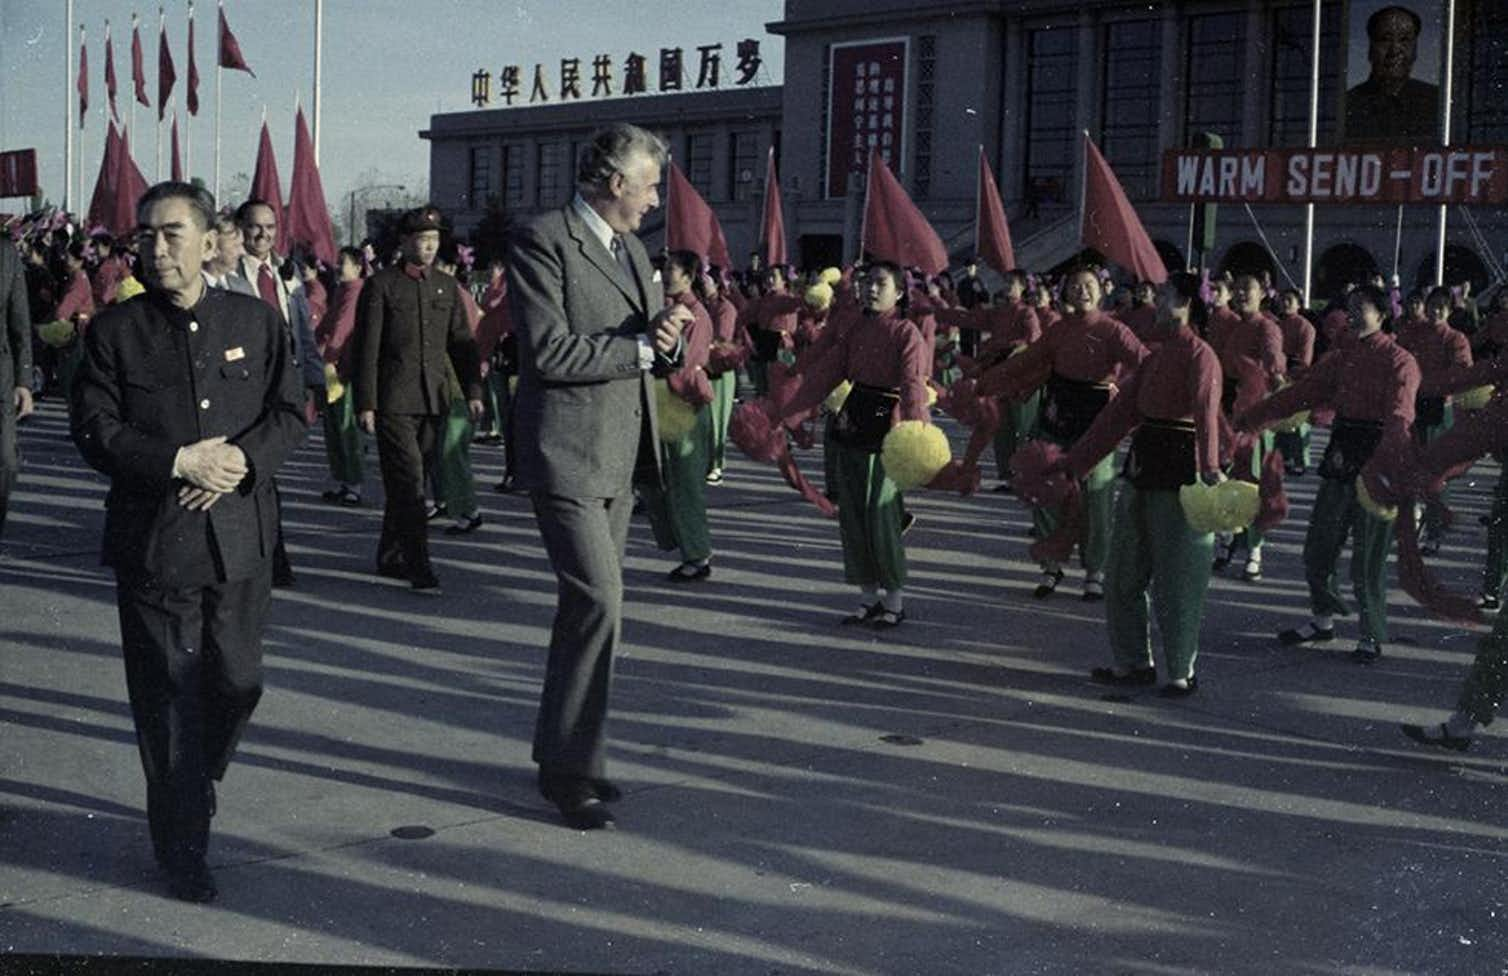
top-left (0, 228), bottom-right (32, 546)
top-left (70, 182), bottom-right (307, 902)
top-left (354, 206), bottom-right (483, 591)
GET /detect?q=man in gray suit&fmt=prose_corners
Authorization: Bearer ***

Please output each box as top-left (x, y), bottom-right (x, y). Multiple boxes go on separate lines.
top-left (508, 123), bottom-right (689, 830)
top-left (0, 238), bottom-right (33, 544)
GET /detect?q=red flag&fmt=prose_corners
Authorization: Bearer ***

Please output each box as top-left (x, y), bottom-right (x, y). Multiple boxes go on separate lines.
top-left (157, 23), bottom-right (176, 121)
top-left (250, 121), bottom-right (285, 249)
top-left (759, 147), bottom-right (786, 267)
top-left (88, 122), bottom-right (122, 232)
top-left (104, 25), bottom-right (118, 121)
top-left (77, 32), bottom-right (88, 125)
top-left (109, 126), bottom-right (151, 238)
top-left (218, 7), bottom-right (255, 76)
top-left (665, 160), bottom-right (731, 270)
top-left (862, 150), bottom-right (947, 275)
top-left (1081, 134), bottom-right (1167, 284)
top-left (285, 108), bottom-right (338, 266)
top-left (170, 115), bottom-right (183, 182)
top-left (130, 20), bottom-right (149, 108)
top-left (186, 10), bottom-right (200, 115)
top-left (975, 148), bottom-right (1016, 274)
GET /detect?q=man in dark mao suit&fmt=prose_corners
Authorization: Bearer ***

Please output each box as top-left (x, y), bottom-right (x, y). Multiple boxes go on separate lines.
top-left (0, 235), bottom-right (33, 544)
top-left (70, 182), bottom-right (306, 901)
top-left (508, 124), bottom-right (689, 829)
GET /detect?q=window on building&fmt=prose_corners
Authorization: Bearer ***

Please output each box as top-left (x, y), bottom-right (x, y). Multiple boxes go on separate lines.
top-left (469, 145), bottom-right (496, 207)
top-left (1269, 3), bottom-right (1341, 146)
top-left (501, 145), bottom-right (525, 209)
top-left (729, 130), bottom-right (760, 202)
top-left (1466, 3), bottom-right (1508, 143)
top-left (1100, 20), bottom-right (1161, 198)
top-left (686, 131), bottom-right (715, 199)
top-left (1185, 13), bottom-right (1246, 147)
top-left (1024, 26), bottom-right (1078, 204)
top-left (537, 142), bottom-right (565, 206)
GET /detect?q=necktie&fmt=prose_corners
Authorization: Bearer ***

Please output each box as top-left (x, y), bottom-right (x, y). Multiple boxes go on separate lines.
top-left (257, 262), bottom-right (282, 316)
top-left (610, 235), bottom-right (634, 279)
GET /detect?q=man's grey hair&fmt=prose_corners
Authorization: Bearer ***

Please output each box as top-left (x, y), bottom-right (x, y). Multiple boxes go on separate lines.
top-left (136, 181), bottom-right (218, 231)
top-left (213, 213), bottom-right (240, 235)
top-left (576, 123), bottom-right (668, 193)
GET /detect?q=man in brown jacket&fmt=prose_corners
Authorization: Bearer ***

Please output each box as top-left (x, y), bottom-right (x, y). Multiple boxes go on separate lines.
top-left (354, 206), bottom-right (482, 591)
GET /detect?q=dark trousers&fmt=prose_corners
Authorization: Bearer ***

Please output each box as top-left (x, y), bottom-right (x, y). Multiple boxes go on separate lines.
top-left (529, 491), bottom-right (633, 779)
top-left (375, 412), bottom-right (442, 576)
top-left (116, 570), bottom-right (271, 870)
top-left (0, 391), bottom-right (16, 539)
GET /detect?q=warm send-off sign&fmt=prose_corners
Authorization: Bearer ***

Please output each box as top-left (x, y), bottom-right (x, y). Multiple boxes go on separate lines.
top-left (1160, 147), bottom-right (1508, 205)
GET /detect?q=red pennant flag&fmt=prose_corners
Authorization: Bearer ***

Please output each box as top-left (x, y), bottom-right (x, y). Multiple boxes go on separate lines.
top-left (759, 147), bottom-right (786, 268)
top-left (862, 150), bottom-right (948, 275)
top-left (130, 20), bottom-right (150, 108)
top-left (1081, 134), bottom-right (1167, 284)
top-left (170, 115), bottom-right (183, 182)
top-left (110, 126), bottom-right (152, 238)
top-left (88, 122), bottom-right (122, 232)
top-left (77, 32), bottom-right (88, 126)
top-left (975, 148), bottom-right (1016, 274)
top-left (104, 25), bottom-right (119, 121)
top-left (250, 121), bottom-right (285, 250)
top-left (665, 160), bottom-right (731, 271)
top-left (218, 7), bottom-right (255, 76)
top-left (186, 10), bottom-right (200, 115)
top-left (285, 108), bottom-right (337, 266)
top-left (157, 22), bottom-right (176, 121)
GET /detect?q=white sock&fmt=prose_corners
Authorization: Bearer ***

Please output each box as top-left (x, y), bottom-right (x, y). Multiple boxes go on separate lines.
top-left (1085, 570), bottom-right (1103, 584)
top-left (1313, 614), bottom-right (1333, 631)
top-left (882, 588), bottom-right (904, 613)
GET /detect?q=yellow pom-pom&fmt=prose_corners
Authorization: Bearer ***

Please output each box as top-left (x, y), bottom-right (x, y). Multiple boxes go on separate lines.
top-left (820, 267), bottom-right (842, 286)
top-left (1178, 480), bottom-right (1223, 534)
top-left (804, 282), bottom-right (833, 311)
top-left (325, 367), bottom-right (345, 404)
top-left (115, 276), bottom-right (144, 302)
top-left (925, 385), bottom-right (938, 408)
top-left (654, 379), bottom-right (698, 442)
top-left (1211, 479), bottom-right (1260, 531)
top-left (880, 420), bottom-right (951, 490)
top-left (36, 320), bottom-right (75, 348)
top-left (1355, 477), bottom-right (1398, 521)
top-left (825, 380), bottom-right (852, 413)
top-left (1273, 409), bottom-right (1310, 433)
top-left (1455, 385), bottom-right (1493, 411)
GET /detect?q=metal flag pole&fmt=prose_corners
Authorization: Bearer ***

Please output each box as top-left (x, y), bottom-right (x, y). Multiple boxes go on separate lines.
top-left (65, 0), bottom-right (75, 212)
top-left (77, 23), bottom-right (86, 213)
top-left (313, 0), bottom-right (323, 165)
top-left (185, 1), bottom-right (193, 181)
top-left (1300, 0), bottom-right (1320, 307)
top-left (1392, 204), bottom-right (1405, 281)
top-left (129, 12), bottom-right (138, 151)
top-left (974, 144), bottom-right (984, 259)
top-left (1434, 0), bottom-right (1457, 287)
top-left (213, 4), bottom-right (222, 202)
top-left (155, 6), bottom-right (165, 181)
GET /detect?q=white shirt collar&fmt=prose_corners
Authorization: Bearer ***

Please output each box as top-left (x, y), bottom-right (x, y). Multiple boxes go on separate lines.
top-left (571, 192), bottom-right (616, 253)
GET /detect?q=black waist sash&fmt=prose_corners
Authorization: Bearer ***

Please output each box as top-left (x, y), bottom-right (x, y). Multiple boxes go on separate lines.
top-left (750, 327), bottom-right (783, 363)
top-left (1415, 395), bottom-right (1446, 428)
top-left (1040, 371), bottom-right (1113, 442)
top-left (1123, 418), bottom-right (1197, 491)
top-left (832, 382), bottom-right (900, 453)
top-left (1319, 417), bottom-right (1384, 481)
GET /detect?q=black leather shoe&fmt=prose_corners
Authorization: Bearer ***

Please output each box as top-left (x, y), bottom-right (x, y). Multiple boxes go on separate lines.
top-left (1278, 624), bottom-right (1334, 645)
top-left (444, 514), bottom-right (484, 535)
top-left (1158, 676), bottom-right (1199, 698)
top-left (539, 776), bottom-right (616, 831)
top-left (1090, 666), bottom-right (1157, 687)
top-left (376, 562), bottom-right (407, 581)
top-left (590, 778), bottom-right (623, 803)
top-left (841, 602), bottom-right (885, 626)
top-left (1400, 722), bottom-right (1472, 752)
top-left (164, 861), bottom-right (218, 903)
top-left (1033, 569), bottom-right (1064, 599)
top-left (409, 571), bottom-right (442, 593)
top-left (667, 561), bottom-right (712, 583)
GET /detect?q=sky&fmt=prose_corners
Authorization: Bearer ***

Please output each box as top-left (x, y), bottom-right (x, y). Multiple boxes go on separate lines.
top-left (0, 0), bottom-right (785, 226)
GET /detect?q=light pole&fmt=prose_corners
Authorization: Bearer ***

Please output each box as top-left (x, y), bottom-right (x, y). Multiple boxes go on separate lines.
top-left (347, 183), bottom-right (405, 245)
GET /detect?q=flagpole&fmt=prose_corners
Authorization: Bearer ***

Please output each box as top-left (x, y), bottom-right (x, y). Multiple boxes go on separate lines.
top-left (155, 6), bottom-right (165, 181)
top-left (1300, 0), bottom-right (1320, 306)
top-left (974, 145), bottom-right (984, 259)
top-left (213, 8), bottom-right (222, 203)
top-left (1434, 0), bottom-right (1457, 287)
top-left (185, 2), bottom-right (193, 181)
top-left (129, 13), bottom-right (138, 148)
top-left (313, 0), bottom-right (323, 166)
top-left (77, 23), bottom-right (86, 214)
top-left (1079, 131), bottom-right (1090, 249)
top-left (857, 150), bottom-right (872, 262)
top-left (65, 0), bottom-right (75, 212)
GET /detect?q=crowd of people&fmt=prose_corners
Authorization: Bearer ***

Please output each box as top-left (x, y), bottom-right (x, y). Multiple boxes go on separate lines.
top-left (2, 122), bottom-right (1506, 902)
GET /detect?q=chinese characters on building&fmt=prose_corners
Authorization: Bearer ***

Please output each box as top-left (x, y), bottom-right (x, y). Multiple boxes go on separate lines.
top-left (470, 39), bottom-right (764, 108)
top-left (826, 40), bottom-right (907, 198)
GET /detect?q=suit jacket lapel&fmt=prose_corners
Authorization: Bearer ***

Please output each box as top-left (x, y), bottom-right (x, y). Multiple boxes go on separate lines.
top-left (565, 206), bottom-right (644, 313)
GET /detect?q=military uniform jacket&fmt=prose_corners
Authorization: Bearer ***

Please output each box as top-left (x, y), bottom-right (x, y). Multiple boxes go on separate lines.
top-left (353, 264), bottom-right (482, 415)
top-left (70, 288), bottom-right (307, 587)
top-left (1, 243), bottom-right (32, 395)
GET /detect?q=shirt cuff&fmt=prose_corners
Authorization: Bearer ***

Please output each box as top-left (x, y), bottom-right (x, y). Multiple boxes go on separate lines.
top-left (636, 335), bottom-right (655, 371)
top-left (170, 446), bottom-right (186, 480)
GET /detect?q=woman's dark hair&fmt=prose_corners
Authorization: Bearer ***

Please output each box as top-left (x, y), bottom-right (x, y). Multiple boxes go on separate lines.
top-left (865, 260), bottom-right (909, 313)
top-left (337, 245), bottom-right (364, 268)
top-left (1424, 285), bottom-right (1454, 309)
top-left (665, 249), bottom-right (701, 282)
top-left (1166, 271), bottom-right (1208, 331)
top-left (1350, 284), bottom-right (1390, 317)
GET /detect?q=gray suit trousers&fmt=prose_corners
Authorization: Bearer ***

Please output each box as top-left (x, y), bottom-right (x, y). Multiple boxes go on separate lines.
top-left (529, 490), bottom-right (633, 779)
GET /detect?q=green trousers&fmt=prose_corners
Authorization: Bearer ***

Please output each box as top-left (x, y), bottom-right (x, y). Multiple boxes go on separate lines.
top-left (1458, 603), bottom-right (1508, 725)
top-left (1414, 404), bottom-right (1454, 537)
top-left (643, 406), bottom-right (713, 562)
top-left (1303, 475), bottom-right (1394, 643)
top-left (993, 390), bottom-right (1041, 481)
top-left (323, 386), bottom-right (364, 486)
top-left (433, 399), bottom-right (477, 516)
top-left (1103, 484), bottom-right (1216, 681)
top-left (707, 371), bottom-right (736, 473)
top-left (480, 370), bottom-right (507, 439)
top-left (1031, 432), bottom-right (1117, 573)
top-left (833, 443), bottom-right (906, 590)
top-left (1237, 430), bottom-right (1275, 550)
top-left (1483, 461), bottom-right (1508, 599)
top-left (1275, 424), bottom-right (1311, 470)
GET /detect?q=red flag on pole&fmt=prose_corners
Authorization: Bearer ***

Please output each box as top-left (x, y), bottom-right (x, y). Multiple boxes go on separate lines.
top-left (250, 120), bottom-right (285, 249)
top-left (131, 20), bottom-right (150, 108)
top-left (975, 148), bottom-right (1016, 274)
top-left (1080, 134), bottom-right (1167, 284)
top-left (77, 32), bottom-right (89, 126)
top-left (665, 160), bottom-right (731, 270)
top-left (104, 24), bottom-right (119, 121)
top-left (186, 9), bottom-right (200, 115)
top-left (861, 150), bottom-right (948, 275)
top-left (157, 23), bottom-right (176, 121)
top-left (218, 6), bottom-right (255, 76)
top-left (285, 108), bottom-right (337, 266)
top-left (109, 126), bottom-right (151, 237)
top-left (88, 122), bottom-right (122, 232)
top-left (170, 115), bottom-right (183, 182)
top-left (759, 147), bottom-right (786, 268)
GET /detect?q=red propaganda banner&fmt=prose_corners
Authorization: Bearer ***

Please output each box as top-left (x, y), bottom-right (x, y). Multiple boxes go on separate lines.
top-left (1161, 146), bottom-right (1508, 205)
top-left (825, 38), bottom-right (906, 199)
top-left (0, 149), bottom-right (38, 198)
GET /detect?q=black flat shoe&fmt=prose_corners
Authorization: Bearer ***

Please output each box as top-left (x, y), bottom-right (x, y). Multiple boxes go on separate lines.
top-left (164, 861), bottom-right (218, 903)
top-left (1400, 722), bottom-right (1472, 753)
top-left (1278, 624), bottom-right (1335, 645)
top-left (1090, 666), bottom-right (1157, 687)
top-left (444, 514), bottom-right (484, 535)
top-left (1350, 642), bottom-right (1382, 664)
top-left (667, 561), bottom-right (712, 583)
top-left (1158, 676), bottom-right (1199, 698)
top-left (409, 571), bottom-right (442, 593)
top-left (540, 776), bottom-right (616, 831)
top-left (1033, 569), bottom-right (1064, 599)
top-left (590, 778), bottom-right (623, 802)
top-left (841, 602), bottom-right (885, 626)
top-left (869, 608), bottom-right (906, 628)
